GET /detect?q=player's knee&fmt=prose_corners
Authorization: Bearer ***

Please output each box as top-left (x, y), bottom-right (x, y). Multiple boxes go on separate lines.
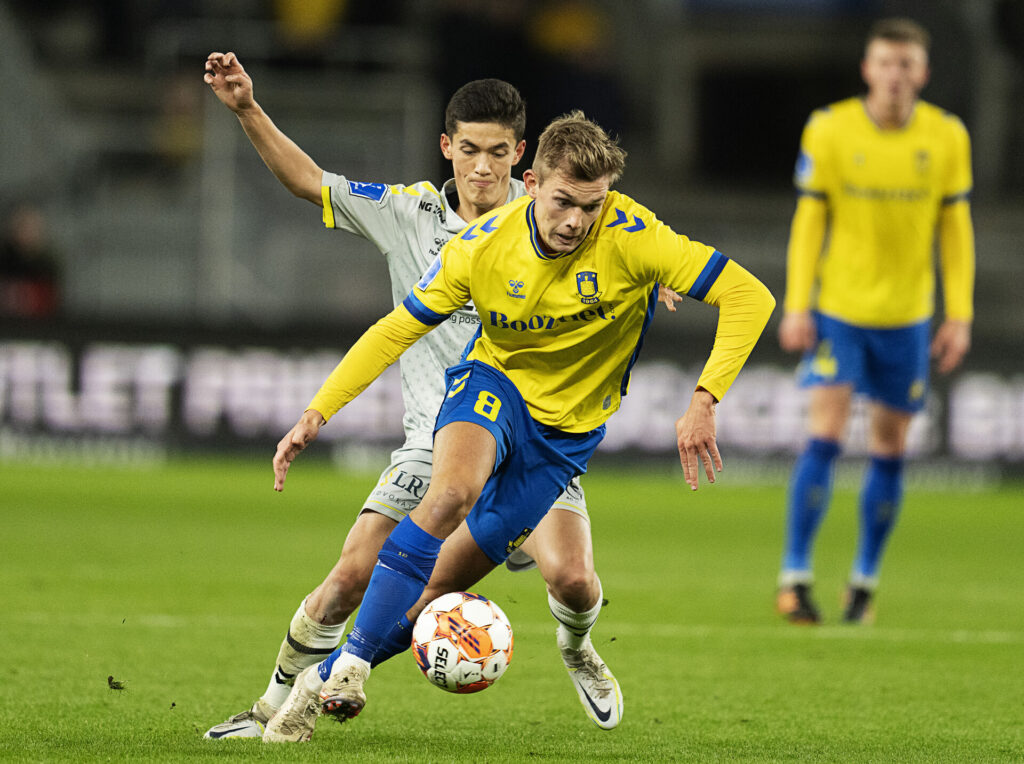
top-left (421, 483), bottom-right (478, 530)
top-left (545, 564), bottom-right (598, 612)
top-left (319, 564), bottom-right (371, 614)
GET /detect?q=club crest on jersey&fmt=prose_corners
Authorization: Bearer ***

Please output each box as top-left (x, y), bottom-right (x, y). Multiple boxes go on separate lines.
top-left (576, 272), bottom-right (602, 304)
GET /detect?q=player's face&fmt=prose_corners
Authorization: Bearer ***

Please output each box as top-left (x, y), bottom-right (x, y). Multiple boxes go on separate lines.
top-left (441, 122), bottom-right (526, 217)
top-left (523, 166), bottom-right (610, 254)
top-left (861, 39), bottom-right (929, 110)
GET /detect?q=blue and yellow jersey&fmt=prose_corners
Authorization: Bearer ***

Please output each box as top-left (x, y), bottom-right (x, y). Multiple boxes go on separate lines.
top-left (391, 191), bottom-right (773, 431)
top-left (787, 97), bottom-right (974, 327)
top-left (308, 190), bottom-right (774, 432)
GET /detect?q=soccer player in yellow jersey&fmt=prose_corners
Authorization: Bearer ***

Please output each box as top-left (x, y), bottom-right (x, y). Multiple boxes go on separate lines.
top-left (271, 111), bottom-right (775, 725)
top-left (202, 56), bottom-right (662, 739)
top-left (776, 18), bottom-right (975, 625)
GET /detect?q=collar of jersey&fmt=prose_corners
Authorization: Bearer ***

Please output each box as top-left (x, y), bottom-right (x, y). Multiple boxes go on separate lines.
top-left (859, 97), bottom-right (919, 133)
top-left (526, 200), bottom-right (590, 261)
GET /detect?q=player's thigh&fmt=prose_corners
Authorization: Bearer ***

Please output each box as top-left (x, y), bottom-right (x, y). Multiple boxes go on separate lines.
top-left (414, 522), bottom-right (497, 618)
top-left (867, 402), bottom-right (914, 457)
top-left (410, 421), bottom-right (496, 535)
top-left (806, 384), bottom-right (854, 441)
top-left (863, 320), bottom-right (931, 414)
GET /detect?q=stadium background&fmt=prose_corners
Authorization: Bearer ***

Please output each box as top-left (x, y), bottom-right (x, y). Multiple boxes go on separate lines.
top-left (2, 0), bottom-right (1023, 476)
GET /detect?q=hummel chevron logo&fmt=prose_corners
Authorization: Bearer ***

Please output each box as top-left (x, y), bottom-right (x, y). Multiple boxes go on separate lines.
top-left (460, 215), bottom-right (499, 239)
top-left (605, 208), bottom-right (645, 232)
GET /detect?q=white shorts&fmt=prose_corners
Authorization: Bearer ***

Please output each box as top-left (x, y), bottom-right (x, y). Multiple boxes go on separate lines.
top-left (362, 445), bottom-right (589, 524)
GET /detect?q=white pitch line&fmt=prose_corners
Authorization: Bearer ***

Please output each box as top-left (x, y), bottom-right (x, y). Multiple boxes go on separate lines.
top-left (10, 612), bottom-right (1024, 646)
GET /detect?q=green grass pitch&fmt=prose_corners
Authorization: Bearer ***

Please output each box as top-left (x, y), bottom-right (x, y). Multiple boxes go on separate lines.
top-left (1, 457), bottom-right (1021, 762)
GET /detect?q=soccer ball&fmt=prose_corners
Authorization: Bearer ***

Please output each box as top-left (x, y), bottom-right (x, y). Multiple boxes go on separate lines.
top-left (411, 591), bottom-right (514, 693)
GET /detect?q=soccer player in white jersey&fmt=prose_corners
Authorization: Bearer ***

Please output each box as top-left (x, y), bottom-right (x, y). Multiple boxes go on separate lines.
top-left (202, 53), bottom-right (648, 738)
top-left (268, 111), bottom-right (775, 739)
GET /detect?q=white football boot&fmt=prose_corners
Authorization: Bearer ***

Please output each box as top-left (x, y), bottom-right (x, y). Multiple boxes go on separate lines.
top-left (559, 634), bottom-right (623, 730)
top-left (203, 698), bottom-right (275, 739)
top-left (262, 666), bottom-right (323, 743)
top-left (319, 656), bottom-right (370, 721)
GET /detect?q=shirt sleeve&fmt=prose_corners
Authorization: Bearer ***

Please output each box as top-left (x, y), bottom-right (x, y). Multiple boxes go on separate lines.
top-left (691, 259), bottom-right (776, 401)
top-left (782, 194), bottom-right (828, 313)
top-left (624, 205), bottom-right (775, 402)
top-left (936, 117), bottom-right (975, 321)
top-left (793, 109), bottom-right (833, 201)
top-left (402, 236), bottom-right (474, 322)
top-left (306, 305), bottom-right (433, 421)
top-left (938, 201), bottom-right (975, 322)
top-left (941, 116), bottom-right (973, 203)
top-left (320, 171), bottom-right (434, 253)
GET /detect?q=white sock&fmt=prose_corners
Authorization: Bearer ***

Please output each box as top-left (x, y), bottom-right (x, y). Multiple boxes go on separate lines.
top-left (549, 578), bottom-right (603, 651)
top-left (261, 598), bottom-right (346, 709)
top-left (330, 650), bottom-right (371, 679)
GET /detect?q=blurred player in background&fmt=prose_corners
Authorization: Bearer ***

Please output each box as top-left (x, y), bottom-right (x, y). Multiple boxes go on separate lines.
top-left (776, 18), bottom-right (975, 624)
top-left (202, 54), bottom-right (647, 738)
top-left (270, 111), bottom-right (774, 739)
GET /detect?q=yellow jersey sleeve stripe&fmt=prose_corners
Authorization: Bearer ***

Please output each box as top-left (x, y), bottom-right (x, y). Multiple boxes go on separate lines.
top-left (321, 185), bottom-right (336, 228)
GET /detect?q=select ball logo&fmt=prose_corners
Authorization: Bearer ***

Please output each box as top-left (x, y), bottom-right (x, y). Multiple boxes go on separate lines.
top-left (412, 592), bottom-right (514, 693)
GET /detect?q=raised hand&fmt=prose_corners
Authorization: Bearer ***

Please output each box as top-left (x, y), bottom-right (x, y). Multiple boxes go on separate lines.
top-left (203, 51), bottom-right (255, 113)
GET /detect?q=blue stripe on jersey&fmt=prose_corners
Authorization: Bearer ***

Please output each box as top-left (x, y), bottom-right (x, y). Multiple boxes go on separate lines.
top-left (460, 323), bottom-right (483, 362)
top-left (796, 188), bottom-right (827, 200)
top-left (526, 201), bottom-right (560, 261)
top-left (619, 284), bottom-right (660, 396)
top-left (402, 293), bottom-right (451, 325)
top-left (941, 190), bottom-right (972, 205)
top-left (688, 250), bottom-right (729, 301)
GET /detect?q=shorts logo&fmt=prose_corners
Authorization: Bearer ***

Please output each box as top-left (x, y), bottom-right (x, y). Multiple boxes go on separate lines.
top-left (447, 371), bottom-right (471, 398)
top-left (576, 272), bottom-right (602, 304)
top-left (909, 379), bottom-right (925, 401)
top-left (505, 527), bottom-right (533, 555)
top-left (810, 339), bottom-right (838, 379)
top-left (347, 180), bottom-right (388, 202)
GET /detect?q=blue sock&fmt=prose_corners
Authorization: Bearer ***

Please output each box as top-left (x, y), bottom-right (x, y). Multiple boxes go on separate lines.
top-left (371, 614), bottom-right (414, 667)
top-left (782, 438), bottom-right (841, 576)
top-left (341, 517), bottom-right (443, 663)
top-left (852, 455), bottom-right (904, 584)
top-left (317, 646), bottom-right (343, 681)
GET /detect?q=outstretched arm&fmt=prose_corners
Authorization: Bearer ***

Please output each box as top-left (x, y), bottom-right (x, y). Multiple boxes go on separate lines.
top-left (203, 51), bottom-right (323, 205)
top-left (272, 305), bottom-right (434, 490)
top-left (676, 259), bottom-right (775, 490)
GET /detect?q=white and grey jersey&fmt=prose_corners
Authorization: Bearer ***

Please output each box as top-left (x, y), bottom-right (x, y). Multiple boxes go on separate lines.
top-left (321, 172), bottom-right (527, 449)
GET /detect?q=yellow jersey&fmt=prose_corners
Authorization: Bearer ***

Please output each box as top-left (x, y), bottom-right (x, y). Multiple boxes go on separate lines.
top-left (392, 191), bottom-right (774, 431)
top-left (789, 97), bottom-right (973, 327)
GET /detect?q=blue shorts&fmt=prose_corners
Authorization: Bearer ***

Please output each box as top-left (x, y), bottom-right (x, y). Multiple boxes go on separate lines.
top-left (435, 360), bottom-right (605, 564)
top-left (797, 312), bottom-right (930, 412)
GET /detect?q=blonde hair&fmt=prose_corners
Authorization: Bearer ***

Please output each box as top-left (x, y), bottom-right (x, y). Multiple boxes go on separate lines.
top-left (534, 110), bottom-right (626, 185)
top-left (867, 17), bottom-right (931, 53)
